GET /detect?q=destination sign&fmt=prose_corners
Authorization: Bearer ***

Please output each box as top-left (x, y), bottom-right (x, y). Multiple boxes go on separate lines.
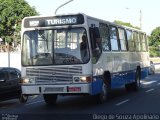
top-left (23, 14), bottom-right (84, 28)
top-left (45, 17), bottom-right (77, 26)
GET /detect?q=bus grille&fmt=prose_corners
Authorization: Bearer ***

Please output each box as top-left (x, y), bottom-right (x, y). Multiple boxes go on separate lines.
top-left (26, 66), bottom-right (82, 84)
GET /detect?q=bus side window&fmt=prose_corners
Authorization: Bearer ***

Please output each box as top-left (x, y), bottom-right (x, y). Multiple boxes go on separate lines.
top-left (109, 26), bottom-right (120, 51)
top-left (118, 28), bottom-right (127, 51)
top-left (126, 30), bottom-right (135, 52)
top-left (142, 33), bottom-right (147, 52)
top-left (133, 31), bottom-right (141, 52)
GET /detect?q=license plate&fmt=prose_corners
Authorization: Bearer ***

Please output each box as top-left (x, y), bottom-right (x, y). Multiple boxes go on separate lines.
top-left (68, 87), bottom-right (81, 92)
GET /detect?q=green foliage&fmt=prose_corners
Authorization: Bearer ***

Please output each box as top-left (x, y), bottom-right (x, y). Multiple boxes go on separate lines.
top-left (149, 46), bottom-right (159, 57)
top-left (149, 27), bottom-right (160, 57)
top-left (0, 0), bottom-right (38, 42)
top-left (114, 20), bottom-right (140, 30)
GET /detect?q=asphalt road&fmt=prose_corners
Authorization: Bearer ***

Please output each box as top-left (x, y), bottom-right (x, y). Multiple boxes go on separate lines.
top-left (1, 70), bottom-right (160, 120)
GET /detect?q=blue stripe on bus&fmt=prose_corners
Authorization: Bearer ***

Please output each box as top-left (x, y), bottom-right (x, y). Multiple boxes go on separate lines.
top-left (141, 67), bottom-right (149, 79)
top-left (111, 70), bottom-right (135, 88)
top-left (91, 67), bottom-right (149, 95)
top-left (111, 67), bottom-right (149, 88)
top-left (91, 78), bottom-right (103, 95)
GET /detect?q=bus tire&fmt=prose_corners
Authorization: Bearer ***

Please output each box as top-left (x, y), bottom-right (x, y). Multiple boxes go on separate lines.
top-left (19, 94), bottom-right (28, 103)
top-left (43, 94), bottom-right (58, 105)
top-left (125, 68), bottom-right (141, 91)
top-left (96, 82), bottom-right (108, 104)
top-left (103, 71), bottom-right (111, 89)
top-left (132, 68), bottom-right (141, 91)
top-left (96, 72), bottom-right (111, 104)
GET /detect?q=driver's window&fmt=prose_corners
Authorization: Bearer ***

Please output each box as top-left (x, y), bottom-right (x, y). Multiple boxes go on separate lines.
top-left (99, 23), bottom-right (110, 51)
top-left (89, 26), bottom-right (102, 63)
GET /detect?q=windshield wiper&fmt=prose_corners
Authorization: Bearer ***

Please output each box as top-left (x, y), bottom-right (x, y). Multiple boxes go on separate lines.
top-left (38, 31), bottom-right (49, 49)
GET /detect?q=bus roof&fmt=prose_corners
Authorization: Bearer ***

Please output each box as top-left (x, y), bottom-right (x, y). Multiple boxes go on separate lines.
top-left (85, 13), bottom-right (144, 33)
top-left (22, 13), bottom-right (145, 33)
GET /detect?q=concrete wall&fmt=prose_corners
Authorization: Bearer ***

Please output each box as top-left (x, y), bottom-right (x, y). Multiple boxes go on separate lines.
top-left (0, 52), bottom-right (21, 70)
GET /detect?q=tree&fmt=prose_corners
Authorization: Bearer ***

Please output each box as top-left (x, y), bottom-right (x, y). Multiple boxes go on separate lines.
top-left (0, 0), bottom-right (38, 43)
top-left (149, 27), bottom-right (160, 57)
top-left (114, 20), bottom-right (140, 30)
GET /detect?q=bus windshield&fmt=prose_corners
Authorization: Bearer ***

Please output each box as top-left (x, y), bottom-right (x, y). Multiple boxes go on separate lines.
top-left (22, 28), bottom-right (90, 66)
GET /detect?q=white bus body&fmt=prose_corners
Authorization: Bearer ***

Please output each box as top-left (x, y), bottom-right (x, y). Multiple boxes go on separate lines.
top-left (20, 13), bottom-right (150, 104)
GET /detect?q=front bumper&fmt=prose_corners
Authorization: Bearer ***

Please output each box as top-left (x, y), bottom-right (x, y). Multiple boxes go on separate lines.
top-left (21, 83), bottom-right (91, 95)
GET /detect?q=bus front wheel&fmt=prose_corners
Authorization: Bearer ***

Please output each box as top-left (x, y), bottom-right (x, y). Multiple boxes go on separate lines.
top-left (43, 94), bottom-right (57, 105)
top-left (96, 83), bottom-right (108, 104)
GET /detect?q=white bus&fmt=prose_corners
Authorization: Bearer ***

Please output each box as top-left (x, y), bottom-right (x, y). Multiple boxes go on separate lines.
top-left (20, 13), bottom-right (150, 104)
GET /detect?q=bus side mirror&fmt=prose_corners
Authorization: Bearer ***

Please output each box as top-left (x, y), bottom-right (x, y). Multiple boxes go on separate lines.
top-left (89, 27), bottom-right (100, 50)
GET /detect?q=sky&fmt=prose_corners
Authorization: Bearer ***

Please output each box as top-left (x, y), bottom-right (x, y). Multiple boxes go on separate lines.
top-left (25, 0), bottom-right (160, 35)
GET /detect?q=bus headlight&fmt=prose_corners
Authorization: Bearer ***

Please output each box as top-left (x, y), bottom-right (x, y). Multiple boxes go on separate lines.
top-left (80, 76), bottom-right (92, 82)
top-left (21, 77), bottom-right (35, 84)
top-left (73, 76), bottom-right (92, 83)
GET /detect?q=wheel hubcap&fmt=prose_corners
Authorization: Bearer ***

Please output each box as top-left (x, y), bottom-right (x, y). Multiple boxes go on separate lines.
top-left (102, 83), bottom-right (107, 99)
